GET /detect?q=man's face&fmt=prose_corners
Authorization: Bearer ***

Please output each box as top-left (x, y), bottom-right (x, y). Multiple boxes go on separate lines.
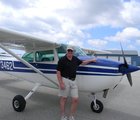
top-left (67, 49), bottom-right (73, 57)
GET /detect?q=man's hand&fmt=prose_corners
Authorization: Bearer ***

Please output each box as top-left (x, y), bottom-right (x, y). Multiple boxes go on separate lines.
top-left (92, 59), bottom-right (96, 62)
top-left (81, 58), bottom-right (96, 65)
top-left (60, 81), bottom-right (65, 90)
top-left (57, 71), bottom-right (65, 90)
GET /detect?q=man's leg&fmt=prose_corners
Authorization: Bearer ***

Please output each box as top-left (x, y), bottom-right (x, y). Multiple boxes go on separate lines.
top-left (59, 78), bottom-right (70, 116)
top-left (69, 80), bottom-right (79, 119)
top-left (70, 97), bottom-right (79, 116)
top-left (60, 97), bottom-right (67, 116)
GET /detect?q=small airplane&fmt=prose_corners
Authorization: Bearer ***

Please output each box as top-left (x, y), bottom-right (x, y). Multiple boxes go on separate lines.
top-left (0, 27), bottom-right (139, 113)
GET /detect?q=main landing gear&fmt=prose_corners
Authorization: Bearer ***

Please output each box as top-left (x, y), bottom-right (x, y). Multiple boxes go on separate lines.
top-left (12, 83), bottom-right (40, 112)
top-left (12, 83), bottom-right (104, 113)
top-left (90, 93), bottom-right (104, 113)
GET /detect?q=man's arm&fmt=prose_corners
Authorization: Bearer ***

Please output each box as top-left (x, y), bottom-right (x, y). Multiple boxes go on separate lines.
top-left (57, 71), bottom-right (65, 90)
top-left (81, 59), bottom-right (96, 65)
top-left (57, 70), bottom-right (63, 84)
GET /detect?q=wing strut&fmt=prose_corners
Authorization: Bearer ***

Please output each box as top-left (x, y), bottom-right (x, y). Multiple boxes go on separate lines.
top-left (0, 43), bottom-right (59, 88)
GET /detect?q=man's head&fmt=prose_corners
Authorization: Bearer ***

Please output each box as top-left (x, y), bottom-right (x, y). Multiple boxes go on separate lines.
top-left (67, 46), bottom-right (73, 51)
top-left (66, 46), bottom-right (74, 58)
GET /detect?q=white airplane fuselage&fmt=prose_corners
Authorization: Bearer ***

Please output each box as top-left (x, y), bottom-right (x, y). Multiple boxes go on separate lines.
top-left (0, 55), bottom-right (138, 94)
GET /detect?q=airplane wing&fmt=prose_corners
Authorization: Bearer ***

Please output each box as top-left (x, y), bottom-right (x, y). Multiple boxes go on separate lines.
top-left (0, 28), bottom-right (61, 113)
top-left (0, 27), bottom-right (59, 88)
top-left (0, 27), bottom-right (59, 52)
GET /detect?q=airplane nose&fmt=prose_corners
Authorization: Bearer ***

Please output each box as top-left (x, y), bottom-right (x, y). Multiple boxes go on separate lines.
top-left (119, 43), bottom-right (140, 86)
top-left (119, 64), bottom-right (140, 87)
top-left (119, 64), bottom-right (140, 74)
top-left (127, 65), bottom-right (140, 73)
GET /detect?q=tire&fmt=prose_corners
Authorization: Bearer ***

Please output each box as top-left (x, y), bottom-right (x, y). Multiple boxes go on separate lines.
top-left (90, 99), bottom-right (103, 113)
top-left (12, 95), bottom-right (26, 112)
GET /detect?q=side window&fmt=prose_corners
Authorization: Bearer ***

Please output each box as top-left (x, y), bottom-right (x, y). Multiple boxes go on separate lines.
top-left (22, 52), bottom-right (34, 62)
top-left (35, 50), bottom-right (54, 62)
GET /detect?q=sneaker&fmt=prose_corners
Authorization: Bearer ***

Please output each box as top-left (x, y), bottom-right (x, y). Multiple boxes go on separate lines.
top-left (69, 116), bottom-right (75, 120)
top-left (61, 115), bottom-right (68, 120)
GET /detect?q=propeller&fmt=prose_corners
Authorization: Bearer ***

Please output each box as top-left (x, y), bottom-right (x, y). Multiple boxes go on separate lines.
top-left (126, 73), bottom-right (132, 86)
top-left (120, 43), bottom-right (133, 86)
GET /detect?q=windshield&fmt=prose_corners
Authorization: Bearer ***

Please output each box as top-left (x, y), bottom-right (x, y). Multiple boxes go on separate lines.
top-left (57, 44), bottom-right (87, 57)
top-left (73, 46), bottom-right (87, 57)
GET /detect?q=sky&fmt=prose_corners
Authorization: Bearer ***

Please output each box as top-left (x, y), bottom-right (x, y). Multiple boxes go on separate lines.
top-left (0, 0), bottom-right (140, 53)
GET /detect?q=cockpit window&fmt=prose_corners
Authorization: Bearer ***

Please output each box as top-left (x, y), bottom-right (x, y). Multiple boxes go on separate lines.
top-left (35, 50), bottom-right (54, 62)
top-left (22, 45), bottom-right (87, 62)
top-left (22, 52), bottom-right (34, 62)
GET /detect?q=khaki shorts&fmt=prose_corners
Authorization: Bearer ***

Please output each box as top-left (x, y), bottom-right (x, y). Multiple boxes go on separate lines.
top-left (58, 77), bottom-right (78, 98)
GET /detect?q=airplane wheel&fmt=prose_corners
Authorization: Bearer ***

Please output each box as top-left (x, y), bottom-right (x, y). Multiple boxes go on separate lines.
top-left (90, 99), bottom-right (103, 113)
top-left (12, 95), bottom-right (26, 112)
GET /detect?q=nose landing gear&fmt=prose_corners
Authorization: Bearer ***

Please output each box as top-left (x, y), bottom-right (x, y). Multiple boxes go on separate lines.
top-left (90, 93), bottom-right (103, 113)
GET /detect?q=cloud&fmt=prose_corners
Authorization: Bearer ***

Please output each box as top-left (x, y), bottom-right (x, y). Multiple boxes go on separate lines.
top-left (57, 0), bottom-right (124, 28)
top-left (105, 27), bottom-right (140, 42)
top-left (88, 39), bottom-right (108, 49)
top-left (127, 44), bottom-right (136, 49)
top-left (0, 0), bottom-right (140, 51)
top-left (121, 0), bottom-right (140, 27)
top-left (67, 39), bottom-right (84, 47)
top-left (86, 27), bottom-right (140, 50)
top-left (0, 0), bottom-right (35, 9)
top-left (0, 0), bottom-right (125, 31)
top-left (136, 40), bottom-right (140, 45)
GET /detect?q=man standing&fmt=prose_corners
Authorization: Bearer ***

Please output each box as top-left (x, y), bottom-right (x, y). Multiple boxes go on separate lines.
top-left (57, 46), bottom-right (96, 120)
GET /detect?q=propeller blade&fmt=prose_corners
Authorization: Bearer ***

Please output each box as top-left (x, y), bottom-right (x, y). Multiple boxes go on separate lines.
top-left (126, 73), bottom-right (133, 86)
top-left (120, 42), bottom-right (132, 86)
top-left (120, 43), bottom-right (128, 67)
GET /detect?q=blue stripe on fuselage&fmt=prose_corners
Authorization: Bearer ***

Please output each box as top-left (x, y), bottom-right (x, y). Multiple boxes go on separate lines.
top-left (78, 66), bottom-right (118, 73)
top-left (0, 60), bottom-right (121, 76)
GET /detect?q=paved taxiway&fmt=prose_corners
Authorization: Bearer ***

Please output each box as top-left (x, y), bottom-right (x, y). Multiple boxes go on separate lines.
top-left (0, 71), bottom-right (140, 120)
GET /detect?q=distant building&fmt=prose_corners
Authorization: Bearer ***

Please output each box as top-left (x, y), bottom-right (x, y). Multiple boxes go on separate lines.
top-left (84, 49), bottom-right (140, 66)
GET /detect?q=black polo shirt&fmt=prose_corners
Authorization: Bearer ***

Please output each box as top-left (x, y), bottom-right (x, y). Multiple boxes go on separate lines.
top-left (57, 55), bottom-right (82, 79)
